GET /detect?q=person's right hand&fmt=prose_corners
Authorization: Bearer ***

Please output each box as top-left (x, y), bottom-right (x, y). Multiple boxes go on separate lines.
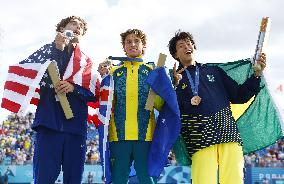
top-left (55, 32), bottom-right (69, 51)
top-left (173, 62), bottom-right (187, 86)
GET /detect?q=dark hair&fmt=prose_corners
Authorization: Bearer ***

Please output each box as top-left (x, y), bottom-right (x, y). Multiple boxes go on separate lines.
top-left (120, 29), bottom-right (147, 55)
top-left (168, 30), bottom-right (196, 60)
top-left (55, 16), bottom-right (87, 35)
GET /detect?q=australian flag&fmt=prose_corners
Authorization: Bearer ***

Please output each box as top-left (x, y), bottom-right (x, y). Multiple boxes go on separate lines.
top-left (147, 67), bottom-right (181, 177)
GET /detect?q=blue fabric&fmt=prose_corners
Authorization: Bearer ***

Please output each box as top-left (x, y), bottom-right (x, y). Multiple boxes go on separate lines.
top-left (175, 62), bottom-right (260, 116)
top-left (33, 127), bottom-right (86, 184)
top-left (146, 67), bottom-right (181, 177)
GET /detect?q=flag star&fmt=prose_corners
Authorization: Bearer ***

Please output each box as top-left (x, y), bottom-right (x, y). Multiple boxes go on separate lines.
top-left (49, 84), bottom-right (54, 88)
top-left (47, 50), bottom-right (51, 54)
top-left (33, 53), bottom-right (38, 56)
top-left (43, 73), bottom-right (48, 78)
top-left (162, 119), bottom-right (166, 123)
top-left (40, 81), bottom-right (46, 86)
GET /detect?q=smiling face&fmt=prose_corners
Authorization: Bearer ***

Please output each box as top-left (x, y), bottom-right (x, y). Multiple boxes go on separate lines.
top-left (123, 33), bottom-right (144, 58)
top-left (175, 38), bottom-right (196, 66)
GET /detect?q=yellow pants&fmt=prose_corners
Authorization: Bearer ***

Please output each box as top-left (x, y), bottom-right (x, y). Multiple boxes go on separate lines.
top-left (191, 142), bottom-right (244, 184)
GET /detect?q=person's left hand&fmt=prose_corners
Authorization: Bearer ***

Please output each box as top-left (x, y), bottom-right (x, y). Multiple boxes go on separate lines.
top-left (254, 53), bottom-right (266, 77)
top-left (97, 59), bottom-right (112, 77)
top-left (55, 81), bottom-right (74, 94)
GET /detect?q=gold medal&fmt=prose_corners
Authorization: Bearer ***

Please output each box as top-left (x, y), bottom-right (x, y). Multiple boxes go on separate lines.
top-left (191, 96), bottom-right (201, 106)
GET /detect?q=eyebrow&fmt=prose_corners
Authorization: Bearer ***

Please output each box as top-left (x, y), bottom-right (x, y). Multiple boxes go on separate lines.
top-left (71, 20), bottom-right (83, 26)
top-left (177, 42), bottom-right (186, 46)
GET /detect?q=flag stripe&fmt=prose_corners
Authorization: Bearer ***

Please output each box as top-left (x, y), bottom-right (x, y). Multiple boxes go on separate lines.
top-left (3, 89), bottom-right (26, 104)
top-left (1, 98), bottom-right (21, 113)
top-left (63, 54), bottom-right (74, 80)
top-left (82, 57), bottom-right (92, 89)
top-left (90, 70), bottom-right (99, 95)
top-left (7, 73), bottom-right (36, 87)
top-left (30, 97), bottom-right (39, 105)
top-left (72, 69), bottom-right (83, 85)
top-left (4, 81), bottom-right (29, 95)
top-left (9, 66), bottom-right (38, 79)
top-left (72, 45), bottom-right (82, 78)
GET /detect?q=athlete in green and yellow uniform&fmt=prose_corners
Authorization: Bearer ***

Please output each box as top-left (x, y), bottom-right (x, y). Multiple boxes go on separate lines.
top-left (99, 29), bottom-right (163, 184)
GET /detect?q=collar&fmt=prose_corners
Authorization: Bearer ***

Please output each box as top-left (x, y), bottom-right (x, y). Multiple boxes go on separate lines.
top-left (178, 62), bottom-right (202, 71)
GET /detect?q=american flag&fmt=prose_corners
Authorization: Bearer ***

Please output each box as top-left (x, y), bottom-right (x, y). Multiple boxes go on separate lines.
top-left (1, 43), bottom-right (100, 115)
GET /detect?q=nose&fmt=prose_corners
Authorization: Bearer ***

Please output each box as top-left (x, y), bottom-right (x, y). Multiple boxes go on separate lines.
top-left (130, 42), bottom-right (136, 46)
top-left (184, 44), bottom-right (191, 49)
top-left (76, 25), bottom-right (81, 30)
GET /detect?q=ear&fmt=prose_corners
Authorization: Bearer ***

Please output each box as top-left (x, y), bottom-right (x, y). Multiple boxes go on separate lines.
top-left (174, 53), bottom-right (179, 60)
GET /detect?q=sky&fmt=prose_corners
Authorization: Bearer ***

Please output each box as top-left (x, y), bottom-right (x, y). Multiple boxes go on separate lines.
top-left (0, 0), bottom-right (283, 122)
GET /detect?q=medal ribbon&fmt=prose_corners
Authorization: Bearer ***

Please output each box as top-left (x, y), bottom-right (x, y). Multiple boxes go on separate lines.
top-left (108, 56), bottom-right (143, 62)
top-left (185, 65), bottom-right (200, 96)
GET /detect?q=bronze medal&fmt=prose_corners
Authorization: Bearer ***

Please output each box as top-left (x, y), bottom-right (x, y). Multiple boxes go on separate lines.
top-left (191, 96), bottom-right (201, 106)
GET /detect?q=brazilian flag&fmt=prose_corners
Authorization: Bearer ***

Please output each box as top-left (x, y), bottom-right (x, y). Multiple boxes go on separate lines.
top-left (173, 58), bottom-right (284, 165)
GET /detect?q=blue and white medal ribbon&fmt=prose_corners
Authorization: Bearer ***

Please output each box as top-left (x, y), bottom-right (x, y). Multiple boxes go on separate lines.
top-left (185, 65), bottom-right (202, 106)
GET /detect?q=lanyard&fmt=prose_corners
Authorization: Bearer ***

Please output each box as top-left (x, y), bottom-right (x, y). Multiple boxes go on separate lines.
top-left (185, 65), bottom-right (200, 96)
top-left (108, 56), bottom-right (143, 62)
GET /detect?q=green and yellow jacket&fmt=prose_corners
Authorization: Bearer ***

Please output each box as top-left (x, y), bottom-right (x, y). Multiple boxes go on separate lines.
top-left (108, 58), bottom-right (163, 142)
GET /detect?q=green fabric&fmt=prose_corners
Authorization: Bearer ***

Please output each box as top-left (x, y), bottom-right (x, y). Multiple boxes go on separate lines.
top-left (209, 59), bottom-right (283, 154)
top-left (172, 136), bottom-right (191, 165)
top-left (109, 141), bottom-right (156, 184)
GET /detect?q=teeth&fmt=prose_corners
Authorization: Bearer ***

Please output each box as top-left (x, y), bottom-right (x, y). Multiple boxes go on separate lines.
top-left (186, 50), bottom-right (192, 54)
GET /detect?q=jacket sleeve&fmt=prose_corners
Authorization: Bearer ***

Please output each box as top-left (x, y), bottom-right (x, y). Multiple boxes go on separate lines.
top-left (218, 67), bottom-right (261, 104)
top-left (72, 81), bottom-right (99, 103)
